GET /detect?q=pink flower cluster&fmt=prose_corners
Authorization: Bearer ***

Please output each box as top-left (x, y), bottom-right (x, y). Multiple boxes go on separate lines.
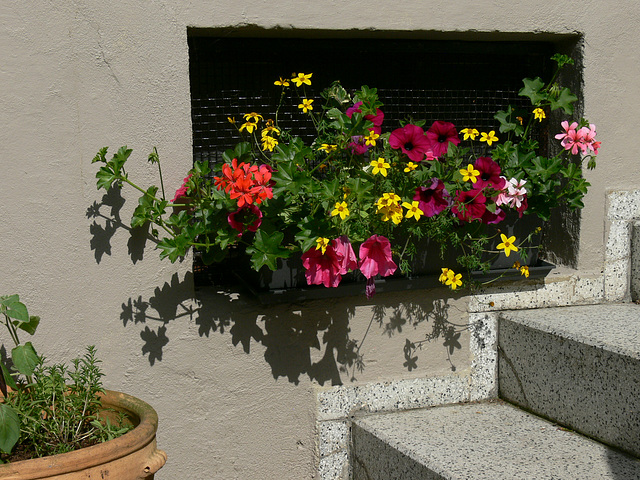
top-left (496, 178), bottom-right (528, 217)
top-left (555, 121), bottom-right (600, 156)
top-left (301, 235), bottom-right (397, 298)
top-left (388, 121), bottom-right (460, 162)
top-left (171, 174), bottom-right (193, 203)
top-left (450, 157), bottom-right (513, 224)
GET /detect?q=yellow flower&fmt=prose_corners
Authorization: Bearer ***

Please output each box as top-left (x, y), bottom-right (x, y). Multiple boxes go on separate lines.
top-left (331, 201), bottom-right (350, 220)
top-left (318, 144), bottom-right (338, 153)
top-left (516, 116), bottom-right (524, 125)
top-left (379, 204), bottom-right (403, 224)
top-left (364, 131), bottom-right (380, 146)
top-left (227, 116), bottom-right (236, 125)
top-left (512, 261), bottom-right (521, 269)
top-left (239, 121), bottom-right (257, 133)
top-left (376, 193), bottom-right (401, 209)
top-left (520, 266), bottom-right (530, 278)
top-left (291, 72), bottom-right (312, 87)
top-left (445, 269), bottom-right (463, 290)
top-left (370, 157), bottom-right (390, 177)
top-left (243, 112), bottom-right (263, 123)
top-left (439, 268), bottom-right (450, 284)
top-left (460, 164), bottom-right (480, 183)
top-left (261, 136), bottom-right (278, 152)
top-left (460, 128), bottom-right (479, 140)
top-left (315, 237), bottom-right (330, 254)
top-left (480, 130), bottom-right (499, 146)
top-left (402, 201), bottom-right (424, 221)
top-left (298, 98), bottom-right (314, 113)
top-left (497, 234), bottom-right (519, 257)
top-left (533, 108), bottom-right (546, 122)
top-left (274, 77), bottom-right (290, 87)
top-left (404, 162), bottom-right (418, 172)
top-left (261, 124), bottom-right (280, 138)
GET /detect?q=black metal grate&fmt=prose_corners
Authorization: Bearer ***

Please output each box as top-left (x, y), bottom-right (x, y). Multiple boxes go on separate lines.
top-left (189, 36), bottom-right (554, 165)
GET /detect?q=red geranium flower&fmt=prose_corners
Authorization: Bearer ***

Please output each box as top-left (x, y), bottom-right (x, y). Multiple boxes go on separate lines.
top-left (452, 189), bottom-right (487, 222)
top-left (413, 178), bottom-right (450, 217)
top-left (425, 121), bottom-right (460, 158)
top-left (389, 124), bottom-right (433, 162)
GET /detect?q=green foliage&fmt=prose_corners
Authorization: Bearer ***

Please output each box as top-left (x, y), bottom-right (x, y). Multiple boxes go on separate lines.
top-left (0, 297), bottom-right (131, 460)
top-left (92, 55), bottom-right (598, 289)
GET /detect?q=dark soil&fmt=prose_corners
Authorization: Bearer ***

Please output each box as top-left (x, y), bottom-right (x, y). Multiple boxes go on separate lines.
top-left (1, 437), bottom-right (101, 463)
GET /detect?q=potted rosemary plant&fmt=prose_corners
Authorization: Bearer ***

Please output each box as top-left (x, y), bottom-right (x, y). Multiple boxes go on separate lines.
top-left (0, 295), bottom-right (166, 478)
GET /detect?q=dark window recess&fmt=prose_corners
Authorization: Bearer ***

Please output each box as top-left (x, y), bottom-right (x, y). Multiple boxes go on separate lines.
top-left (189, 37), bottom-right (554, 165)
top-left (187, 36), bottom-right (554, 286)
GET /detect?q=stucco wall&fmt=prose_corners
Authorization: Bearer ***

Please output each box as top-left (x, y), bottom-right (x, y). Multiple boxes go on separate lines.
top-left (0, 1), bottom-right (637, 478)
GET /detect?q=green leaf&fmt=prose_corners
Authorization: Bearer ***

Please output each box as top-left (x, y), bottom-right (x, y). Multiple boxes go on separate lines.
top-left (3, 300), bottom-right (28, 324)
top-left (95, 166), bottom-right (119, 191)
top-left (11, 342), bottom-right (38, 376)
top-left (246, 231), bottom-right (290, 271)
top-left (0, 404), bottom-right (20, 454)
top-left (0, 363), bottom-right (17, 392)
top-left (519, 77), bottom-right (546, 104)
top-left (15, 315), bottom-right (39, 335)
top-left (157, 235), bottom-right (190, 262)
top-left (549, 87), bottom-right (577, 114)
top-left (494, 107), bottom-right (525, 136)
top-left (91, 147), bottom-right (109, 164)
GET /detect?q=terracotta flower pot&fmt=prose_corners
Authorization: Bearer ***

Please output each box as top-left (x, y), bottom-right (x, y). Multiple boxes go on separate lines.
top-left (0, 390), bottom-right (166, 479)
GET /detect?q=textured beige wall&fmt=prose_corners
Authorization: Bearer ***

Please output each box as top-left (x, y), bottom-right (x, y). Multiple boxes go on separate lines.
top-left (0, 1), bottom-right (637, 478)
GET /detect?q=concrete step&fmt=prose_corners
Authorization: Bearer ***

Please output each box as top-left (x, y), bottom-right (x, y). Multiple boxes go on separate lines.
top-left (352, 400), bottom-right (640, 480)
top-left (498, 303), bottom-right (640, 457)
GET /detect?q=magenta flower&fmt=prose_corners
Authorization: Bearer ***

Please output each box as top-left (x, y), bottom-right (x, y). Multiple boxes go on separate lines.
top-left (301, 244), bottom-right (342, 288)
top-left (481, 207), bottom-right (506, 225)
top-left (473, 157), bottom-right (506, 190)
top-left (349, 135), bottom-right (370, 155)
top-left (389, 124), bottom-right (434, 162)
top-left (413, 178), bottom-right (450, 217)
top-left (425, 121), bottom-right (460, 158)
top-left (171, 174), bottom-right (192, 203)
top-left (334, 236), bottom-right (358, 275)
top-left (346, 101), bottom-right (385, 135)
top-left (227, 204), bottom-right (263, 236)
top-left (452, 189), bottom-right (487, 222)
top-left (359, 235), bottom-right (397, 279)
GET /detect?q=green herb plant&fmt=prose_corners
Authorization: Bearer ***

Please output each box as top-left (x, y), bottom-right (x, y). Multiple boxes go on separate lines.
top-left (0, 295), bottom-right (131, 462)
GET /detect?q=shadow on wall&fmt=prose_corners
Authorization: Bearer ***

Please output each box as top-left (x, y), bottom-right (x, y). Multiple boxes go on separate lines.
top-left (115, 270), bottom-right (469, 385)
top-left (86, 188), bottom-right (476, 383)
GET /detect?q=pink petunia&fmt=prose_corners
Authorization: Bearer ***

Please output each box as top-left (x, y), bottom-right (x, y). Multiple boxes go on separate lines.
top-left (425, 121), bottom-right (461, 158)
top-left (227, 204), bottom-right (263, 236)
top-left (349, 135), bottom-right (370, 155)
top-left (413, 178), bottom-right (450, 217)
top-left (481, 207), bottom-right (506, 225)
top-left (301, 244), bottom-right (342, 288)
top-left (389, 124), bottom-right (434, 162)
top-left (359, 235), bottom-right (397, 279)
top-left (334, 236), bottom-right (358, 275)
top-left (452, 189), bottom-right (487, 222)
top-left (473, 157), bottom-right (506, 191)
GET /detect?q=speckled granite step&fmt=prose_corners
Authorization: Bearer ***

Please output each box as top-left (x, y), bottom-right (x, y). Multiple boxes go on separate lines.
top-left (498, 303), bottom-right (640, 457)
top-left (352, 400), bottom-right (640, 480)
